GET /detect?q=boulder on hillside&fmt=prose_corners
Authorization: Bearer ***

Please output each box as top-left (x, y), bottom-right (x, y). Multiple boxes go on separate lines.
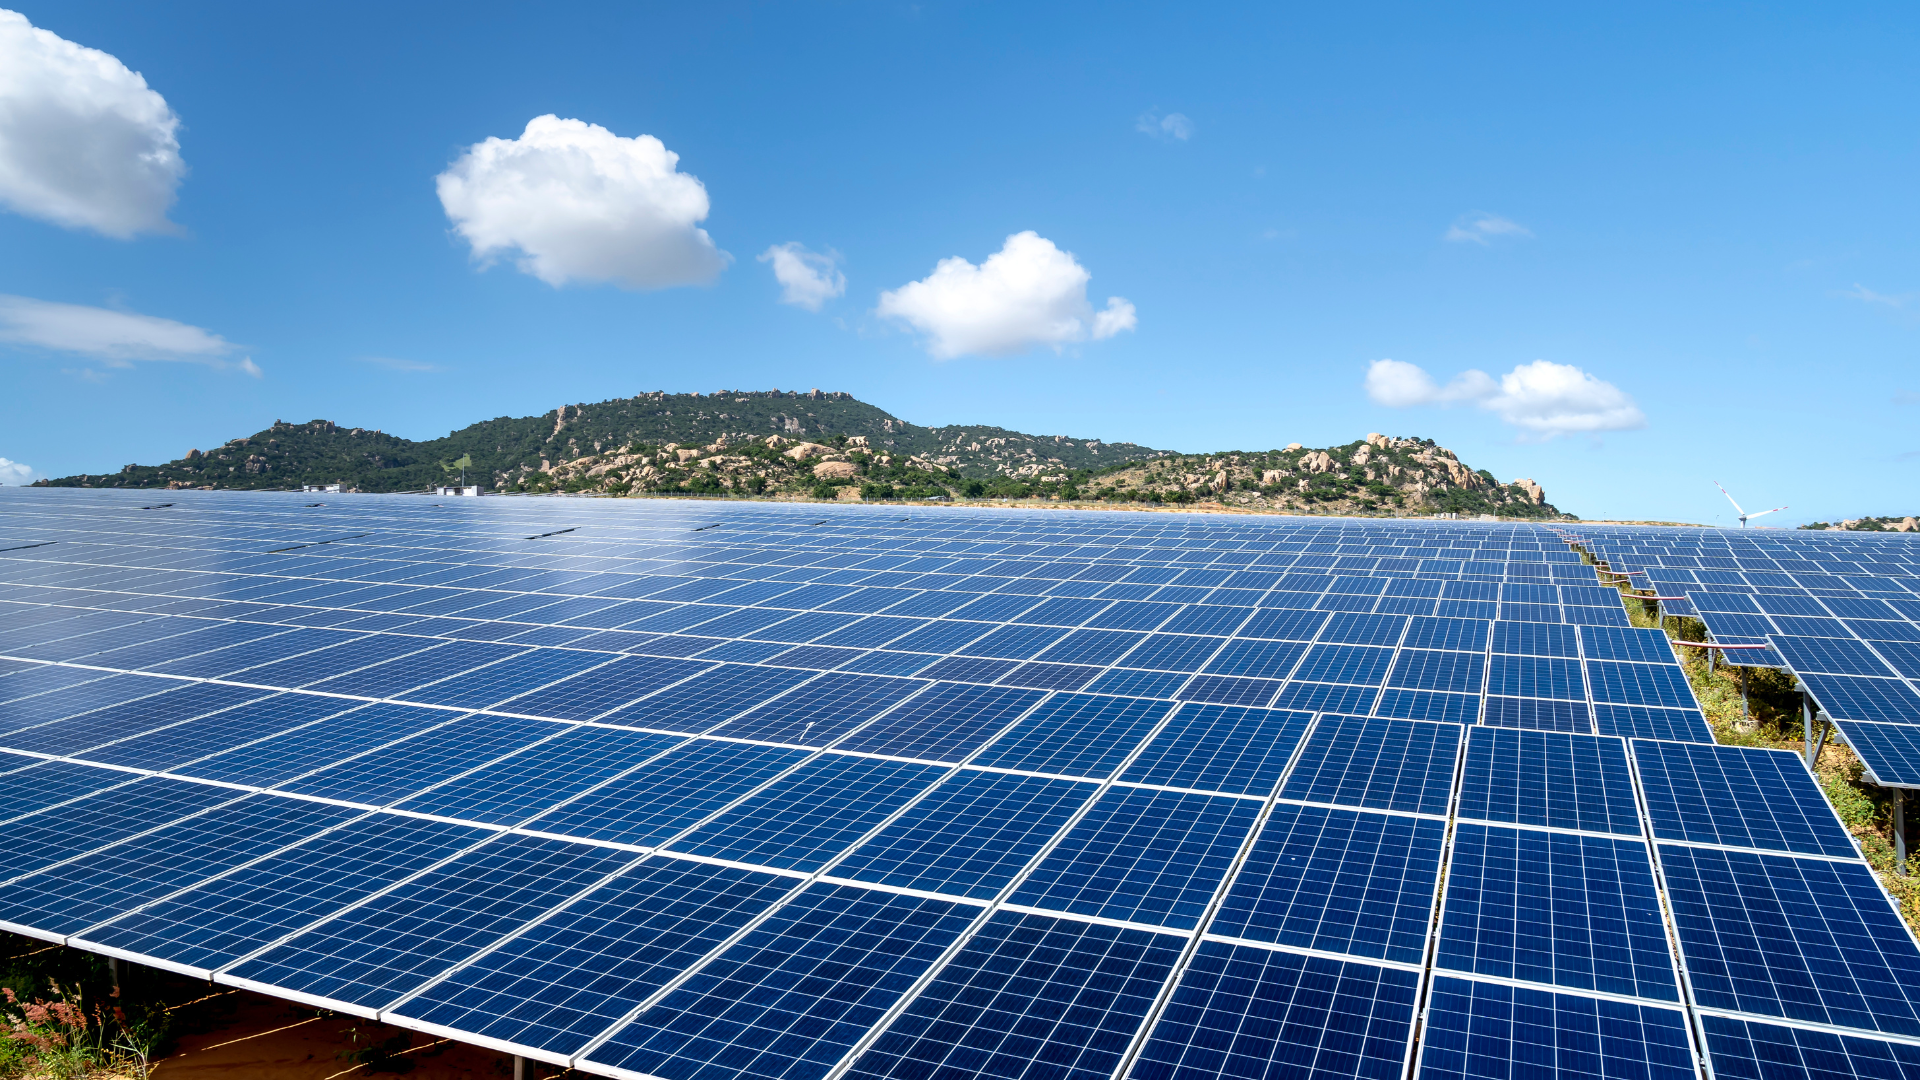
top-left (783, 442), bottom-right (832, 460)
top-left (812, 460), bottom-right (858, 480)
top-left (1510, 478), bottom-right (1546, 505)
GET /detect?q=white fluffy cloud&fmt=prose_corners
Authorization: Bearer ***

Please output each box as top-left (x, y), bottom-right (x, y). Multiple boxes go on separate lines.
top-left (877, 231), bottom-right (1136, 359)
top-left (758, 243), bottom-right (845, 310)
top-left (1444, 211), bottom-right (1531, 245)
top-left (1365, 358), bottom-right (1645, 436)
top-left (436, 115), bottom-right (729, 289)
top-left (0, 294), bottom-right (258, 375)
top-left (0, 458), bottom-right (35, 485)
top-left (1135, 110), bottom-right (1193, 140)
top-left (0, 9), bottom-right (184, 237)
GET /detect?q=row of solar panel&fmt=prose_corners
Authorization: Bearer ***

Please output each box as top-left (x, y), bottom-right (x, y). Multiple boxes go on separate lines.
top-left (0, 600), bottom-right (1711, 747)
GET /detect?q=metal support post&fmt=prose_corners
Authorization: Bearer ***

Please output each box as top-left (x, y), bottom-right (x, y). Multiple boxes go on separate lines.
top-left (108, 956), bottom-right (124, 993)
top-left (1896, 791), bottom-right (1908, 877)
top-left (1803, 692), bottom-right (1813, 766)
top-left (514, 1056), bottom-right (526, 1080)
top-left (1741, 666), bottom-right (1749, 723)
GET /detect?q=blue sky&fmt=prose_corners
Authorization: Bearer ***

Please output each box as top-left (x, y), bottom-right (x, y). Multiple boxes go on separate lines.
top-left (0, 2), bottom-right (1914, 525)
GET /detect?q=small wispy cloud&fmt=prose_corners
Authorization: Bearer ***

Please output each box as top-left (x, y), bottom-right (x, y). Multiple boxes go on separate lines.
top-left (358, 355), bottom-right (444, 373)
top-left (1896, 390), bottom-right (1920, 405)
top-left (1135, 110), bottom-right (1193, 141)
top-left (1444, 211), bottom-right (1532, 245)
top-left (0, 294), bottom-right (258, 377)
top-left (1847, 284), bottom-right (1915, 308)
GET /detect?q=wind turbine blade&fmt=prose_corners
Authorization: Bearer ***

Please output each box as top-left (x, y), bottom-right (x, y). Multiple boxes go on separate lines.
top-left (1748, 505), bottom-right (1788, 520)
top-left (1712, 480), bottom-right (1745, 516)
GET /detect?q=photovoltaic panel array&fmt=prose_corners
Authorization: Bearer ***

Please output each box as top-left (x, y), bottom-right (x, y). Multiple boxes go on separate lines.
top-left (1565, 523), bottom-right (1920, 788)
top-left (0, 489), bottom-right (1915, 1079)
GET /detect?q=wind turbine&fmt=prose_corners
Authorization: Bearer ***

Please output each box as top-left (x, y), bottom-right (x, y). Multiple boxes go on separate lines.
top-left (1714, 481), bottom-right (1787, 527)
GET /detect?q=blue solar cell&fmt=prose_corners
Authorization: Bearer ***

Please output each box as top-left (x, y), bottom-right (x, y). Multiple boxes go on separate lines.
top-left (1437, 600), bottom-right (1498, 620)
top-left (525, 739), bottom-right (810, 847)
top-left (1773, 636), bottom-right (1899, 677)
top-left (833, 682), bottom-right (1044, 762)
top-left (1131, 942), bottom-right (1418, 1080)
top-left (172, 701), bottom-right (454, 787)
top-left (0, 663), bottom-right (119, 705)
top-left (276, 713), bottom-right (559, 806)
top-left (915, 655), bottom-right (1019, 683)
top-left (1160, 605), bottom-right (1255, 637)
top-left (1238, 608), bottom-right (1331, 641)
top-left (1203, 638), bottom-right (1308, 679)
top-left (1281, 715), bottom-right (1461, 816)
top-left (1486, 654), bottom-right (1585, 700)
top-left (1699, 610), bottom-right (1778, 638)
top-left (497, 655), bottom-right (713, 721)
top-left (1701, 1014), bottom-right (1920, 1080)
top-left (1011, 786), bottom-right (1261, 929)
top-left (669, 754), bottom-right (947, 872)
top-left (1081, 668), bottom-right (1192, 700)
top-left (1387, 649), bottom-right (1485, 694)
top-left (3, 680), bottom-right (267, 756)
top-left (1120, 704), bottom-right (1312, 796)
top-left (1456, 728), bottom-right (1640, 835)
top-left (300, 640), bottom-right (532, 697)
top-left (0, 760), bottom-right (133, 821)
top-left (586, 883), bottom-right (978, 1080)
top-left (1272, 681), bottom-right (1381, 715)
top-left (1802, 674), bottom-right (1920, 724)
top-left (0, 794), bottom-right (357, 936)
top-left (0, 672), bottom-right (185, 736)
top-left (848, 911), bottom-right (1183, 1080)
top-left (716, 672), bottom-right (928, 746)
top-left (1292, 644), bottom-right (1396, 686)
top-left (393, 727), bottom-right (683, 825)
top-left (0, 776), bottom-right (237, 882)
top-left (389, 856), bottom-right (795, 1056)
top-left (73, 808), bottom-right (495, 972)
top-left (228, 833), bottom-right (637, 1009)
top-left (1586, 661), bottom-right (1697, 709)
top-left (1213, 803), bottom-right (1442, 964)
top-left (1376, 689), bottom-right (1481, 724)
top-left (959, 623), bottom-right (1072, 660)
top-left (1661, 844), bottom-right (1920, 1037)
top-left (1491, 621), bottom-right (1579, 657)
top-left (1318, 612), bottom-right (1408, 647)
top-left (1419, 977), bottom-right (1696, 1080)
top-left (1634, 741), bottom-right (1855, 857)
top-left (836, 771), bottom-right (1094, 899)
top-left (1117, 634), bottom-right (1229, 673)
top-left (1480, 695), bottom-right (1591, 733)
top-left (396, 648), bottom-right (611, 710)
top-left (1000, 661), bottom-right (1103, 691)
top-left (1032, 629), bottom-right (1145, 667)
top-left (1437, 824), bottom-right (1677, 1000)
top-left (223, 634), bottom-right (446, 690)
top-left (82, 621), bottom-right (292, 670)
top-left (1873, 641), bottom-right (1920, 680)
top-left (599, 663), bottom-right (818, 732)
top-left (1085, 601), bottom-right (1182, 632)
top-left (1578, 625), bottom-right (1676, 664)
top-left (1175, 674), bottom-right (1282, 707)
top-left (1593, 703), bottom-right (1713, 743)
top-left (970, 693), bottom-right (1172, 778)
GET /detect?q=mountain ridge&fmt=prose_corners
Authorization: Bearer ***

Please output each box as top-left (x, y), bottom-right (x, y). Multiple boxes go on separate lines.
top-left (35, 390), bottom-right (1569, 519)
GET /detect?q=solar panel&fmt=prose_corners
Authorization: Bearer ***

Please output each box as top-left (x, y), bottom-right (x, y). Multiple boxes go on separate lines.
top-left (1130, 941), bottom-right (1419, 1080)
top-left (1660, 844), bottom-right (1920, 1037)
top-left (7, 493), bottom-right (1918, 1079)
top-left (1699, 1014), bottom-right (1920, 1080)
top-left (1456, 728), bottom-right (1641, 835)
top-left (1418, 976), bottom-right (1696, 1080)
top-left (1437, 824), bottom-right (1679, 1001)
top-left (1210, 802), bottom-right (1443, 964)
top-left (1632, 740), bottom-right (1857, 857)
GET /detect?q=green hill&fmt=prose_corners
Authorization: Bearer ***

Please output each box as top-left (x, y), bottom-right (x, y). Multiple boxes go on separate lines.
top-left (36, 389), bottom-right (1166, 493)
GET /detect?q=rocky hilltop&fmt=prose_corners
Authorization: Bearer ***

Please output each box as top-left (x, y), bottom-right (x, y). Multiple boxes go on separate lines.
top-left (36, 389), bottom-right (1164, 493)
top-left (1080, 433), bottom-right (1562, 518)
